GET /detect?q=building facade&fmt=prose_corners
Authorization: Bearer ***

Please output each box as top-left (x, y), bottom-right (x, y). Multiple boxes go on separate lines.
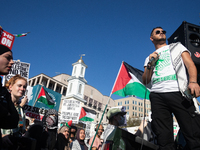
top-left (28, 57), bottom-right (115, 124)
top-left (114, 96), bottom-right (151, 119)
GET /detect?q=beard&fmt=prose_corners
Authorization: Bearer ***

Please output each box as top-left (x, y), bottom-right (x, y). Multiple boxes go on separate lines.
top-left (154, 37), bottom-right (166, 42)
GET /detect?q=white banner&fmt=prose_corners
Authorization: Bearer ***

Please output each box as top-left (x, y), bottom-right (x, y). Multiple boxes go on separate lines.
top-left (60, 99), bottom-right (81, 124)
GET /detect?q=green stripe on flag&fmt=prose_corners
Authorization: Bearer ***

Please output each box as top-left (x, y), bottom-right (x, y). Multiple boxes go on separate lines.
top-left (38, 97), bottom-right (54, 109)
top-left (79, 117), bottom-right (94, 122)
top-left (113, 82), bottom-right (150, 99)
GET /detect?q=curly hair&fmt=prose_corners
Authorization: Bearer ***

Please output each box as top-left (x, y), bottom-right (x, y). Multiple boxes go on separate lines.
top-left (5, 74), bottom-right (27, 89)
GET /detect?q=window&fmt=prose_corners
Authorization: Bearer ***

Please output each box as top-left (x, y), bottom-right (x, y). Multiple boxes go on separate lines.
top-left (139, 102), bottom-right (140, 106)
top-left (139, 107), bottom-right (140, 111)
top-left (133, 106), bottom-right (135, 110)
top-left (127, 100), bottom-right (129, 104)
top-left (141, 108), bottom-right (143, 112)
top-left (125, 101), bottom-right (126, 104)
top-left (141, 103), bottom-right (143, 106)
top-left (69, 83), bottom-right (72, 93)
top-left (127, 106), bottom-right (129, 110)
top-left (135, 101), bottom-right (137, 105)
top-left (127, 112), bottom-right (129, 115)
top-left (135, 112), bottom-right (137, 117)
top-left (135, 106), bottom-right (137, 110)
top-left (81, 67), bottom-right (84, 75)
top-left (78, 84), bottom-right (82, 94)
top-left (132, 100), bottom-right (134, 104)
top-left (62, 88), bottom-right (66, 96)
top-left (118, 102), bottom-right (122, 106)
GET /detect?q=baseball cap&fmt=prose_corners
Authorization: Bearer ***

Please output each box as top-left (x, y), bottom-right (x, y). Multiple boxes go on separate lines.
top-left (106, 106), bottom-right (127, 120)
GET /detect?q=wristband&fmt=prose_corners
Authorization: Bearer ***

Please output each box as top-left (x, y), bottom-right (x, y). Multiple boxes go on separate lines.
top-left (189, 82), bottom-right (197, 83)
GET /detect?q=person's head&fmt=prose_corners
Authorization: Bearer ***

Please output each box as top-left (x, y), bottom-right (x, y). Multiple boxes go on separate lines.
top-left (76, 129), bottom-right (85, 141)
top-left (58, 125), bottom-right (71, 140)
top-left (107, 107), bottom-right (126, 126)
top-left (0, 46), bottom-right (14, 75)
top-left (95, 124), bottom-right (104, 137)
top-left (150, 27), bottom-right (167, 45)
top-left (70, 125), bottom-right (77, 138)
top-left (5, 74), bottom-right (27, 103)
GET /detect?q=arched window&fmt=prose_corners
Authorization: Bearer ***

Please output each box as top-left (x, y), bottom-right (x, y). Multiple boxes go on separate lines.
top-left (69, 83), bottom-right (73, 93)
top-left (78, 84), bottom-right (82, 94)
top-left (81, 67), bottom-right (84, 75)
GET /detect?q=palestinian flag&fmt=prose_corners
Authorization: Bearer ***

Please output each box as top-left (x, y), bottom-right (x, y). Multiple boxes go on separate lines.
top-left (79, 107), bottom-right (96, 122)
top-left (14, 32), bottom-right (30, 37)
top-left (37, 87), bottom-right (55, 109)
top-left (111, 61), bottom-right (151, 99)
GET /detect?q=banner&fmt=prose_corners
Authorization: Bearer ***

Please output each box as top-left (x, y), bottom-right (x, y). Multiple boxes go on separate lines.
top-left (60, 99), bottom-right (81, 124)
top-left (0, 29), bottom-right (15, 50)
top-left (27, 84), bottom-right (62, 111)
top-left (23, 104), bottom-right (47, 121)
top-left (4, 60), bottom-right (30, 82)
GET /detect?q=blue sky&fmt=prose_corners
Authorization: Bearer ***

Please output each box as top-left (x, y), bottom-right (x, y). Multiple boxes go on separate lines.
top-left (1, 0), bottom-right (200, 100)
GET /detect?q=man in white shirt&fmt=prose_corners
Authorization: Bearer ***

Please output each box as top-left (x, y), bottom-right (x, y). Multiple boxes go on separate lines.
top-left (142, 27), bottom-right (200, 150)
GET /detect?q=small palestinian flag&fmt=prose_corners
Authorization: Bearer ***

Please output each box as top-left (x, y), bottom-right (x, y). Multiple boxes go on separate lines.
top-left (66, 120), bottom-right (72, 128)
top-left (13, 32), bottom-right (30, 37)
top-left (79, 107), bottom-right (96, 122)
top-left (37, 87), bottom-right (55, 108)
top-left (111, 61), bottom-right (151, 99)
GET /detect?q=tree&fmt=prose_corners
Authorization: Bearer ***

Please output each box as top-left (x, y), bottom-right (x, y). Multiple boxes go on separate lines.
top-left (126, 116), bottom-right (141, 127)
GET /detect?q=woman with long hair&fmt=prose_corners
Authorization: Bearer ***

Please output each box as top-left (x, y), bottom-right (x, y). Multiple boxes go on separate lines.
top-left (1, 74), bottom-right (27, 149)
top-left (70, 129), bottom-right (88, 150)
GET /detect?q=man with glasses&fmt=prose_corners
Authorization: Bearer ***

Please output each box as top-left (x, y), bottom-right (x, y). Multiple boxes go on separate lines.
top-left (142, 27), bottom-right (200, 150)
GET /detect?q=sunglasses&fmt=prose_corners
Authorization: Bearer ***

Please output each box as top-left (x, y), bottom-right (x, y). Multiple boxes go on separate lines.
top-left (155, 30), bottom-right (166, 35)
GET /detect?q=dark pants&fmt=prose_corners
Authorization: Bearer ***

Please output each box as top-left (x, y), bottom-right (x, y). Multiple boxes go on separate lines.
top-left (150, 92), bottom-right (200, 150)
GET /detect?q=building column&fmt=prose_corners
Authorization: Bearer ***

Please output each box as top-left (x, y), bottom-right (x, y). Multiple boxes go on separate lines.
top-left (46, 79), bottom-right (50, 88)
top-left (54, 83), bottom-right (57, 92)
top-left (61, 86), bottom-right (64, 95)
top-left (39, 75), bottom-right (43, 85)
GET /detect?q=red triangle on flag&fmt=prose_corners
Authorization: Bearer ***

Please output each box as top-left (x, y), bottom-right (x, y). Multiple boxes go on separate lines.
top-left (111, 62), bottom-right (131, 94)
top-left (37, 87), bottom-right (46, 99)
top-left (79, 107), bottom-right (86, 120)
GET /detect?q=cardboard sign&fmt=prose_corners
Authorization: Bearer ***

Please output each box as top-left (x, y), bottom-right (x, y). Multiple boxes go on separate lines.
top-left (0, 29), bottom-right (15, 50)
top-left (60, 99), bottom-right (81, 124)
top-left (4, 60), bottom-right (30, 82)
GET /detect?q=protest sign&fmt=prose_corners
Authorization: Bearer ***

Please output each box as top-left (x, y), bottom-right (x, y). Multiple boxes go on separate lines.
top-left (4, 60), bottom-right (30, 82)
top-left (24, 104), bottom-right (47, 121)
top-left (60, 99), bottom-right (81, 124)
top-left (0, 29), bottom-right (15, 50)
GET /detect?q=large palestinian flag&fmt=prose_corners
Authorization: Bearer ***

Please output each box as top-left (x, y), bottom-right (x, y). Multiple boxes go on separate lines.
top-left (37, 87), bottom-right (55, 109)
top-left (111, 61), bottom-right (151, 99)
top-left (79, 107), bottom-right (96, 122)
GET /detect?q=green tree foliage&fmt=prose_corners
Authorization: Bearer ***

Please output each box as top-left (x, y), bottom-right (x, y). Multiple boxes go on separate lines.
top-left (126, 117), bottom-right (141, 127)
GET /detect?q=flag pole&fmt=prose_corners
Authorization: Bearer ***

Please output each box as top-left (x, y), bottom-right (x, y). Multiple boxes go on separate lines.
top-left (89, 61), bottom-right (123, 150)
top-left (89, 93), bottom-right (112, 150)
